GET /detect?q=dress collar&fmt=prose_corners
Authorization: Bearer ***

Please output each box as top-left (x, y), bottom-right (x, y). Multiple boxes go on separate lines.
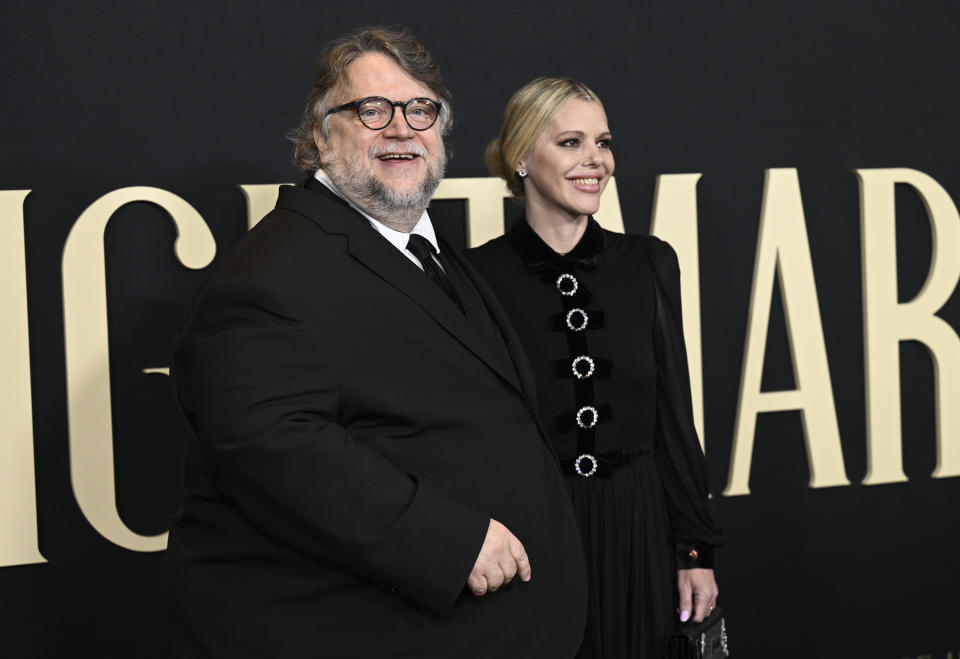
top-left (510, 216), bottom-right (606, 271)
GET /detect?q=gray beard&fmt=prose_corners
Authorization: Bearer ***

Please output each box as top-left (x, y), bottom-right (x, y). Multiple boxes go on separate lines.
top-left (324, 145), bottom-right (446, 232)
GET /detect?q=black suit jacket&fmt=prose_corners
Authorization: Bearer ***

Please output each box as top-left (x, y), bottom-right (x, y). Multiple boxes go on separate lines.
top-left (165, 181), bottom-right (587, 658)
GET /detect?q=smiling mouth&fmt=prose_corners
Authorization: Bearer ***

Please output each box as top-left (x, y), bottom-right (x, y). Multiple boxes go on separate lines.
top-left (569, 177), bottom-right (600, 185)
top-left (378, 154), bottom-right (418, 161)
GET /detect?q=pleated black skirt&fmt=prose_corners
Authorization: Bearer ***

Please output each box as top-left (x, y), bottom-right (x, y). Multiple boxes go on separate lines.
top-left (566, 454), bottom-right (676, 659)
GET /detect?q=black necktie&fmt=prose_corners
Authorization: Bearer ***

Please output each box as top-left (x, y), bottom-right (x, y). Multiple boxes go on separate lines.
top-left (406, 234), bottom-right (465, 314)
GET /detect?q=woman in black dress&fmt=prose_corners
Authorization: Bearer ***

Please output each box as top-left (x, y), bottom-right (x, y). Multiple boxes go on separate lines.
top-left (466, 77), bottom-right (724, 658)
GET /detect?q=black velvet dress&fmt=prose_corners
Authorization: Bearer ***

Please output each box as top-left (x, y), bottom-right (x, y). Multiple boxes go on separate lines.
top-left (466, 218), bottom-right (723, 659)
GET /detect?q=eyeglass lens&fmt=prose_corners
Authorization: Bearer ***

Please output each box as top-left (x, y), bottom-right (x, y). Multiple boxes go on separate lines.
top-left (358, 98), bottom-right (438, 130)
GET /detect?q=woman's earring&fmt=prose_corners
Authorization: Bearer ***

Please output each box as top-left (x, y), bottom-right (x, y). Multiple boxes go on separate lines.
top-left (517, 169), bottom-right (527, 178)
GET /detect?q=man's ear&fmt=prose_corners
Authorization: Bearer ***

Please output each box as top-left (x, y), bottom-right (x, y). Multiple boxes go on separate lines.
top-left (313, 125), bottom-right (327, 163)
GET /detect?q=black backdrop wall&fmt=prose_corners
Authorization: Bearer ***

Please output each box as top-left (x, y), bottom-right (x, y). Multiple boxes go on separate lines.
top-left (2, 2), bottom-right (958, 658)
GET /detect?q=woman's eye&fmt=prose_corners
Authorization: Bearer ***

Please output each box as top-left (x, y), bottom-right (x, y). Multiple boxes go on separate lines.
top-left (598, 140), bottom-right (612, 149)
top-left (560, 138), bottom-right (579, 147)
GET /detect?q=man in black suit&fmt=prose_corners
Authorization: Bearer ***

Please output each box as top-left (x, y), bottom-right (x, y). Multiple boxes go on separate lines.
top-left (165, 26), bottom-right (586, 658)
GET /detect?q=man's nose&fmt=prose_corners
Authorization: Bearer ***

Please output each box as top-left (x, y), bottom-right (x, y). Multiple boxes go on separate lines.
top-left (383, 106), bottom-right (414, 138)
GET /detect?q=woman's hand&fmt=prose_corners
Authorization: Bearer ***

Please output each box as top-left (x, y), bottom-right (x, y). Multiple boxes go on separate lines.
top-left (677, 568), bottom-right (718, 623)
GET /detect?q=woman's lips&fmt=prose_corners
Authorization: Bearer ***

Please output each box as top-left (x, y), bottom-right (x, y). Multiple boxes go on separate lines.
top-left (567, 176), bottom-right (601, 192)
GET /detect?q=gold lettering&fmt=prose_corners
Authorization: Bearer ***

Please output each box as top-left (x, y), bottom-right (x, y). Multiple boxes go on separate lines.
top-left (62, 187), bottom-right (216, 551)
top-left (594, 177), bottom-right (625, 233)
top-left (650, 173), bottom-right (706, 446)
top-left (0, 190), bottom-right (46, 568)
top-left (725, 169), bottom-right (849, 496)
top-left (858, 168), bottom-right (960, 484)
top-left (239, 184), bottom-right (288, 230)
top-left (433, 177), bottom-right (511, 248)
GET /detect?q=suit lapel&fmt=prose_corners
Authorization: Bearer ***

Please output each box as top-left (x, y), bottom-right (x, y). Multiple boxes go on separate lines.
top-left (440, 238), bottom-right (522, 393)
top-left (453, 250), bottom-right (539, 407)
top-left (276, 183), bottom-right (523, 396)
top-left (456, 250), bottom-right (559, 461)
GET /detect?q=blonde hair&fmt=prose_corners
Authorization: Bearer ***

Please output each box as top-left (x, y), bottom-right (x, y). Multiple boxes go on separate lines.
top-left (486, 77), bottom-right (602, 197)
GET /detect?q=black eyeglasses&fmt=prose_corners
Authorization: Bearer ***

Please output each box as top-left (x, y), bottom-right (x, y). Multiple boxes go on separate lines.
top-left (326, 96), bottom-right (442, 131)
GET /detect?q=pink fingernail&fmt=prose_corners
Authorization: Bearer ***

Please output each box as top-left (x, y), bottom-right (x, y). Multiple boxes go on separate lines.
top-left (680, 610), bottom-right (690, 622)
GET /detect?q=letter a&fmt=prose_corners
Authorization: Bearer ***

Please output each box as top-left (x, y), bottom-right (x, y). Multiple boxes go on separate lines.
top-left (725, 169), bottom-right (849, 496)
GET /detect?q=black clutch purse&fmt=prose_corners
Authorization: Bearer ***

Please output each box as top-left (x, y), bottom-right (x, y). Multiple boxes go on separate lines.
top-left (665, 607), bottom-right (730, 659)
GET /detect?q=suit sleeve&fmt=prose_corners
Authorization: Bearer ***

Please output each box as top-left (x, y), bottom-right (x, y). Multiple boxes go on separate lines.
top-left (644, 237), bottom-right (725, 565)
top-left (173, 275), bottom-right (489, 616)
